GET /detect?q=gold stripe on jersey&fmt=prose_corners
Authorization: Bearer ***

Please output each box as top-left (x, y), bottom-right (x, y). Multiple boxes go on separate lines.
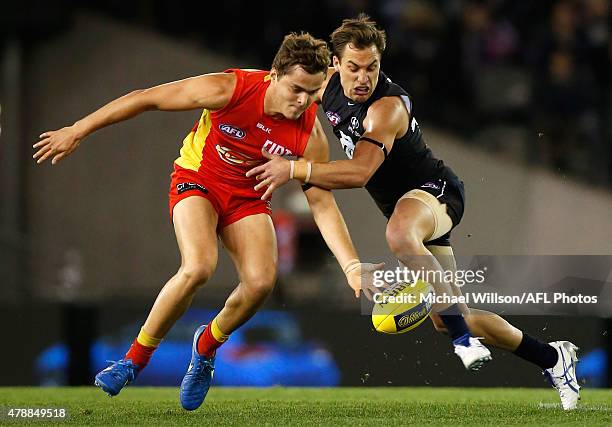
top-left (175, 110), bottom-right (212, 171)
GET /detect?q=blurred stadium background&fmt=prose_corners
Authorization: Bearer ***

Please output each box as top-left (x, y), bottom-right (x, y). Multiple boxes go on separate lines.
top-left (1, 0), bottom-right (611, 391)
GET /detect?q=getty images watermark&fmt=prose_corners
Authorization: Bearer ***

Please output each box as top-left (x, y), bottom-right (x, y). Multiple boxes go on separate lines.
top-left (365, 255), bottom-right (610, 316)
top-left (374, 266), bottom-right (487, 289)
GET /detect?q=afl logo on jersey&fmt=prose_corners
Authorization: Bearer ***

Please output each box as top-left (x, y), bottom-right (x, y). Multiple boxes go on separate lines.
top-left (219, 123), bottom-right (246, 140)
top-left (325, 111), bottom-right (341, 126)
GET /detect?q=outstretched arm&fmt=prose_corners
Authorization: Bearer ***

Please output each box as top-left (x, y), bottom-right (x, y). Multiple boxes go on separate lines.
top-left (33, 72), bottom-right (236, 164)
top-left (300, 117), bottom-right (383, 298)
top-left (247, 96), bottom-right (408, 194)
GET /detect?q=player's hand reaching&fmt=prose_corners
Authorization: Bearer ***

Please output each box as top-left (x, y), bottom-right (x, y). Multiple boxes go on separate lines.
top-left (344, 260), bottom-right (385, 300)
top-left (246, 149), bottom-right (291, 200)
top-left (33, 126), bottom-right (82, 165)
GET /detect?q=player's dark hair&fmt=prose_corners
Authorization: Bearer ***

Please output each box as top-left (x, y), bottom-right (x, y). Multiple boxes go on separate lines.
top-left (272, 32), bottom-right (330, 77)
top-left (330, 13), bottom-right (386, 59)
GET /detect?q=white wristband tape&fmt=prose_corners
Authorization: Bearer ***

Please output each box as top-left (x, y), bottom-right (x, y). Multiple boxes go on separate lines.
top-left (305, 162), bottom-right (312, 183)
top-left (289, 160), bottom-right (295, 180)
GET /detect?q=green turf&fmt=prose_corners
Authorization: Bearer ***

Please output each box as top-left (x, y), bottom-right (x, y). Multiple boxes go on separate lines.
top-left (0, 387), bottom-right (610, 426)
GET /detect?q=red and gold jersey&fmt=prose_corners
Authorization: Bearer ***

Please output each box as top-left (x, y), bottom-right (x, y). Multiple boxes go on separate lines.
top-left (175, 69), bottom-right (317, 198)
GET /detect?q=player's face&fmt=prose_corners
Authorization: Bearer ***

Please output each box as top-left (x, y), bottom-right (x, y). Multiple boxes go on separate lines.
top-left (270, 66), bottom-right (325, 120)
top-left (333, 43), bottom-right (381, 103)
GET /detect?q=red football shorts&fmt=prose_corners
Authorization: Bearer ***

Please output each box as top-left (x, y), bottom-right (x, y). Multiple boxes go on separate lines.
top-left (168, 164), bottom-right (271, 229)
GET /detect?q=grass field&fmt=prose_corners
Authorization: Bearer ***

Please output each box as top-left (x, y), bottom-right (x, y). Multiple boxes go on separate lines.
top-left (0, 387), bottom-right (610, 425)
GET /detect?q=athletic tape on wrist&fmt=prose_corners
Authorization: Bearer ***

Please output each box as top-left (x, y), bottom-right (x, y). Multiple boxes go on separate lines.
top-left (293, 161), bottom-right (308, 181)
top-left (305, 162), bottom-right (312, 184)
top-left (289, 160), bottom-right (295, 180)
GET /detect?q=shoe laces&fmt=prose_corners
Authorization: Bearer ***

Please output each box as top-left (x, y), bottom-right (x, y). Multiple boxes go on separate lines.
top-left (190, 357), bottom-right (214, 379)
top-left (104, 359), bottom-right (138, 382)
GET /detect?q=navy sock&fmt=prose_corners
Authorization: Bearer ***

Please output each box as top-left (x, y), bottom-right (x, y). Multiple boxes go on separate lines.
top-left (513, 333), bottom-right (559, 369)
top-left (439, 304), bottom-right (471, 345)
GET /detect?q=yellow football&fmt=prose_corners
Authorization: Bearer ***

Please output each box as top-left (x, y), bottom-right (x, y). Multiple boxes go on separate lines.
top-left (372, 280), bottom-right (435, 334)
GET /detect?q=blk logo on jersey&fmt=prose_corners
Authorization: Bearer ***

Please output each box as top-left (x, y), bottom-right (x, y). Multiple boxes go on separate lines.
top-left (219, 123), bottom-right (246, 139)
top-left (326, 111), bottom-right (341, 126)
top-left (256, 122), bottom-right (271, 134)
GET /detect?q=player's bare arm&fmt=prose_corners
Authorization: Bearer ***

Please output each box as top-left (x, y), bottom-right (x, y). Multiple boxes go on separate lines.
top-left (298, 117), bottom-right (383, 298)
top-left (306, 96), bottom-right (408, 188)
top-left (33, 73), bottom-right (236, 165)
top-left (247, 96), bottom-right (407, 193)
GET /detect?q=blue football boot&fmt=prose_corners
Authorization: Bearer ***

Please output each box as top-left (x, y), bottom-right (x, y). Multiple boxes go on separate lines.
top-left (94, 359), bottom-right (140, 396)
top-left (180, 324), bottom-right (216, 411)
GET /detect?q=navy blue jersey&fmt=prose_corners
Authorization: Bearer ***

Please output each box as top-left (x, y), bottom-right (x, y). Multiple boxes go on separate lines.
top-left (321, 71), bottom-right (461, 218)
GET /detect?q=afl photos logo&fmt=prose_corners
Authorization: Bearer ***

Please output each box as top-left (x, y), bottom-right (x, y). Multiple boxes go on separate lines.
top-left (219, 123), bottom-right (246, 139)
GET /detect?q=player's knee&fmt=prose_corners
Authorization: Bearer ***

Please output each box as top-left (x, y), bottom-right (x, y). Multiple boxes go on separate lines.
top-left (385, 226), bottom-right (423, 258)
top-left (178, 263), bottom-right (215, 292)
top-left (243, 272), bottom-right (276, 301)
top-left (247, 279), bottom-right (275, 301)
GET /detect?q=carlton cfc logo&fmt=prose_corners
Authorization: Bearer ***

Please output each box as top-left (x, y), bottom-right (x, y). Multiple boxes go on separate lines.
top-left (219, 123), bottom-right (246, 139)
